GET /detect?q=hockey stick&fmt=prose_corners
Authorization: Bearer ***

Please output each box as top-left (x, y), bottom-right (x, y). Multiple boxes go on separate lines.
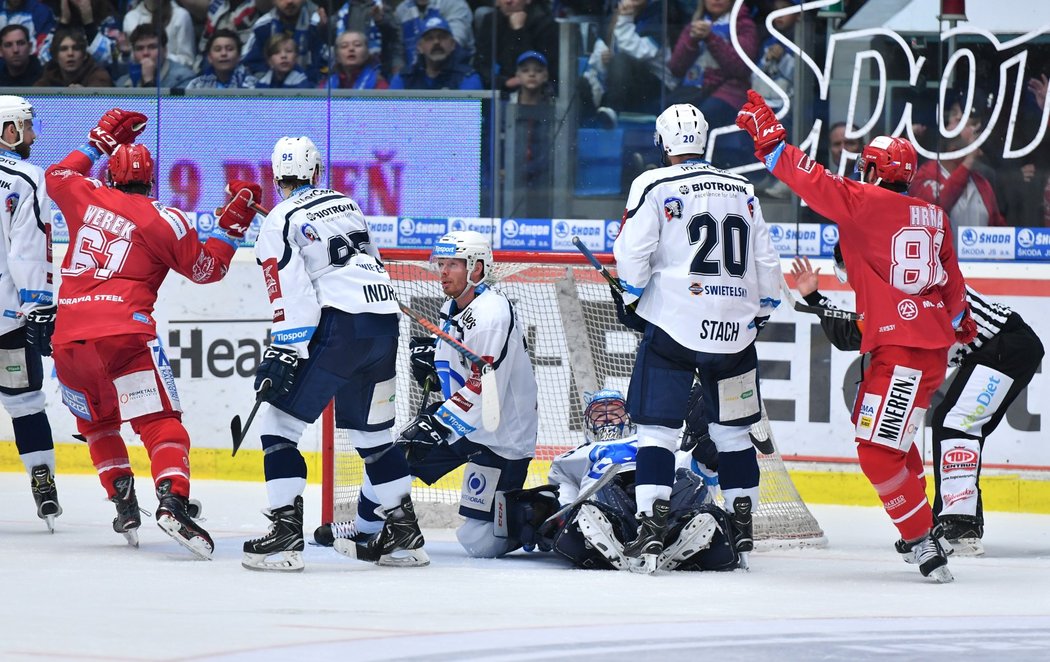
top-left (542, 463), bottom-right (623, 528)
top-left (399, 302), bottom-right (500, 432)
top-left (779, 270), bottom-right (863, 322)
top-left (572, 236), bottom-right (622, 291)
top-left (231, 380), bottom-right (270, 457)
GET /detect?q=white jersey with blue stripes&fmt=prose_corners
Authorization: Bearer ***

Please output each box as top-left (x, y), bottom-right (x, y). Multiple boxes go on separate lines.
top-left (0, 150), bottom-right (53, 336)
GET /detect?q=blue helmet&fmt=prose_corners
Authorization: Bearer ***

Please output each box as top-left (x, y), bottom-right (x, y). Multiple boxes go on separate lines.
top-left (583, 389), bottom-right (634, 443)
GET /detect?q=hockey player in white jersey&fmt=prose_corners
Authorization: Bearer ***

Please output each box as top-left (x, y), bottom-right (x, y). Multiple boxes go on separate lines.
top-left (613, 104), bottom-right (781, 572)
top-left (543, 389), bottom-right (737, 572)
top-left (0, 96), bottom-right (62, 532)
top-left (389, 231), bottom-right (541, 557)
top-left (242, 136), bottom-right (425, 571)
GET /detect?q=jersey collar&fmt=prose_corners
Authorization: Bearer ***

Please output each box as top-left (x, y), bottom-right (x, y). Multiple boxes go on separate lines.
top-left (291, 184), bottom-right (314, 197)
top-left (0, 148), bottom-right (22, 160)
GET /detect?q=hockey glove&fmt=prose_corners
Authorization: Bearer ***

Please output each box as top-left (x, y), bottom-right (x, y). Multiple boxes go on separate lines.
top-left (498, 484), bottom-right (560, 552)
top-left (735, 89), bottom-right (786, 160)
top-left (217, 180), bottom-right (263, 241)
top-left (25, 305), bottom-right (57, 357)
top-left (397, 413), bottom-right (452, 464)
top-left (751, 315), bottom-right (770, 337)
top-left (254, 346), bottom-right (299, 402)
top-left (953, 305), bottom-right (978, 345)
top-left (409, 336), bottom-right (438, 388)
top-left (610, 284), bottom-right (646, 333)
top-left (88, 109), bottom-right (148, 156)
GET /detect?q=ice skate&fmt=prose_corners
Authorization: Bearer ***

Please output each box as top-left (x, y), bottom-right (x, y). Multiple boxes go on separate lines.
top-left (334, 495), bottom-right (429, 567)
top-left (623, 499), bottom-right (669, 574)
top-left (912, 529), bottom-right (955, 583)
top-left (895, 526), bottom-right (954, 564)
top-left (242, 496), bottom-right (305, 572)
top-left (658, 511), bottom-right (718, 571)
top-left (576, 504), bottom-right (628, 570)
top-left (30, 464), bottom-right (62, 533)
top-left (155, 480), bottom-right (214, 560)
top-left (314, 520), bottom-right (368, 547)
top-left (729, 497), bottom-right (754, 570)
top-left (110, 475), bottom-right (142, 547)
top-left (940, 516), bottom-right (985, 557)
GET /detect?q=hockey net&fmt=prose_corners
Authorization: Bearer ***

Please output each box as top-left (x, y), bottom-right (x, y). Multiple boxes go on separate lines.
top-left (322, 249), bottom-right (826, 547)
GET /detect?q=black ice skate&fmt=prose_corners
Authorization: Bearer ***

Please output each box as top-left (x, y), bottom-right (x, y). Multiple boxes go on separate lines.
top-left (155, 480), bottom-right (214, 560)
top-left (30, 464), bottom-right (62, 533)
top-left (314, 520), bottom-right (369, 547)
top-left (576, 504), bottom-right (629, 570)
top-left (334, 495), bottom-right (429, 567)
top-left (939, 515), bottom-right (985, 557)
top-left (895, 526), bottom-right (954, 564)
top-left (623, 499), bottom-right (669, 574)
top-left (110, 474), bottom-right (142, 547)
top-left (729, 496), bottom-right (754, 570)
top-left (242, 496), bottom-right (305, 572)
top-left (912, 527), bottom-right (955, 584)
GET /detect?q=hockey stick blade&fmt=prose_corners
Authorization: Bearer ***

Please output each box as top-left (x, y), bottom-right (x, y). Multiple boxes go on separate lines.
top-left (231, 381), bottom-right (270, 456)
top-left (779, 270), bottom-right (862, 322)
top-left (543, 463), bottom-right (623, 527)
top-left (479, 366), bottom-right (500, 431)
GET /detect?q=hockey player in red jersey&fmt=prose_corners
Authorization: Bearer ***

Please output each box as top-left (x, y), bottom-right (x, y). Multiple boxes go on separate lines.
top-left (737, 90), bottom-right (976, 583)
top-left (41, 109), bottom-right (259, 558)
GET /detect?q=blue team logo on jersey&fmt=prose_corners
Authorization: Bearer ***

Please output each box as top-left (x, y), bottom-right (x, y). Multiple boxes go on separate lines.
top-left (663, 197), bottom-right (683, 221)
top-left (5, 192), bottom-right (18, 215)
top-left (586, 442), bottom-right (637, 480)
top-left (301, 223), bottom-right (320, 242)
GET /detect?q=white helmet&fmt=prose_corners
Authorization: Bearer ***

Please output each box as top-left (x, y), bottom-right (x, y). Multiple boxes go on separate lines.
top-left (271, 136), bottom-right (322, 183)
top-left (583, 389), bottom-right (634, 443)
top-left (431, 230), bottom-right (493, 290)
top-left (0, 95), bottom-right (34, 149)
top-left (654, 103), bottom-right (708, 157)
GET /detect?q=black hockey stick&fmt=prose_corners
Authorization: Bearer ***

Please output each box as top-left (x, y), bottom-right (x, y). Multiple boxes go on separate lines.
top-left (572, 236), bottom-right (639, 314)
top-left (231, 380), bottom-right (270, 457)
top-left (542, 463), bottom-right (623, 527)
top-left (779, 271), bottom-right (863, 322)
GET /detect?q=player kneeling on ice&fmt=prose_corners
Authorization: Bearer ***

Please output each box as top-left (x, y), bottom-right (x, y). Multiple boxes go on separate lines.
top-left (242, 136), bottom-right (425, 572)
top-left (613, 104), bottom-right (781, 573)
top-left (44, 109), bottom-right (250, 558)
top-left (317, 231), bottom-right (542, 558)
top-left (533, 389), bottom-right (740, 572)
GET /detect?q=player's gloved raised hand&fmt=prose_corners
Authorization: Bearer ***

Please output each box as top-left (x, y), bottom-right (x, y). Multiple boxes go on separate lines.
top-left (409, 336), bottom-right (438, 388)
top-left (25, 305), bottom-right (57, 357)
top-left (88, 108), bottom-right (148, 156)
top-left (397, 412), bottom-right (452, 463)
top-left (735, 89), bottom-right (786, 160)
top-left (953, 305), bottom-right (978, 345)
top-left (751, 315), bottom-right (770, 337)
top-left (610, 284), bottom-right (646, 333)
top-left (217, 180), bottom-right (262, 240)
top-left (255, 345), bottom-right (298, 402)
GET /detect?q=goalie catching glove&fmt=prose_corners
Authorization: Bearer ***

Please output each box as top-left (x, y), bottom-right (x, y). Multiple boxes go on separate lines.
top-left (397, 413), bottom-right (453, 464)
top-left (88, 108), bottom-right (148, 156)
top-left (254, 346), bottom-right (298, 402)
top-left (25, 305), bottom-right (57, 357)
top-left (735, 89), bottom-right (786, 160)
top-left (409, 336), bottom-right (438, 388)
top-left (216, 180), bottom-right (262, 241)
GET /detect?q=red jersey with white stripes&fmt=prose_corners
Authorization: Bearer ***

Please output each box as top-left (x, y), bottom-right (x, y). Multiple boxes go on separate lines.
top-left (45, 150), bottom-right (235, 344)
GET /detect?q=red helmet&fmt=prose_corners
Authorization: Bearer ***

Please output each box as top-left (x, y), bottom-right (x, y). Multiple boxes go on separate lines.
top-left (107, 143), bottom-right (154, 187)
top-left (857, 135), bottom-right (917, 185)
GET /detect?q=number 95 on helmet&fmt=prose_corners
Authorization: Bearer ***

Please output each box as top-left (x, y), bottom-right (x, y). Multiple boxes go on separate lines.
top-left (271, 136), bottom-right (322, 183)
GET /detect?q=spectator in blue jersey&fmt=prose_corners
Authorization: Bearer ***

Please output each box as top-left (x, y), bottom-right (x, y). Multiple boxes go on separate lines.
top-left (389, 15), bottom-right (481, 90)
top-left (319, 29), bottom-right (389, 89)
top-left (393, 0), bottom-right (474, 64)
top-left (241, 0), bottom-right (328, 83)
top-left (475, 0), bottom-right (558, 93)
top-left (256, 33), bottom-right (312, 88)
top-left (184, 28), bottom-right (258, 89)
top-left (114, 24), bottom-right (195, 88)
top-left (333, 0), bottom-right (403, 78)
top-left (0, 0), bottom-right (55, 53)
top-left (0, 24), bottom-right (42, 85)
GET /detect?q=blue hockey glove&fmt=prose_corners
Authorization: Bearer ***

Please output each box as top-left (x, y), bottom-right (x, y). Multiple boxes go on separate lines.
top-left (409, 336), bottom-right (438, 388)
top-left (397, 413), bottom-right (452, 464)
top-left (25, 305), bottom-right (57, 357)
top-left (254, 346), bottom-right (298, 402)
top-left (610, 284), bottom-right (646, 333)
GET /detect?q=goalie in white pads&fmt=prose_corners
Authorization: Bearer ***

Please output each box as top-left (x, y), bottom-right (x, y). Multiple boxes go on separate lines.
top-left (0, 96), bottom-right (61, 532)
top-left (330, 231), bottom-right (542, 558)
top-left (243, 136), bottom-right (425, 571)
top-left (613, 104), bottom-right (781, 572)
top-left (540, 389), bottom-right (739, 571)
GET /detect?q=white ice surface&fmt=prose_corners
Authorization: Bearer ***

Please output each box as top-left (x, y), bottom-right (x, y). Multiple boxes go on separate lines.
top-left (2, 473), bottom-right (1049, 661)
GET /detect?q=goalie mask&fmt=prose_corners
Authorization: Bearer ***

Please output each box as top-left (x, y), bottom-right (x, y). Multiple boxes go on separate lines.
top-left (431, 231), bottom-right (493, 295)
top-left (0, 95), bottom-right (34, 152)
top-left (583, 389), bottom-right (634, 443)
top-left (654, 103), bottom-right (709, 160)
top-left (271, 136), bottom-right (322, 186)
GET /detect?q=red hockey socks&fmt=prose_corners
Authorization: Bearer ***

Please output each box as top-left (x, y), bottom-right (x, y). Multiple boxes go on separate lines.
top-left (136, 417), bottom-right (192, 497)
top-left (857, 442), bottom-right (933, 541)
top-left (84, 429), bottom-right (132, 498)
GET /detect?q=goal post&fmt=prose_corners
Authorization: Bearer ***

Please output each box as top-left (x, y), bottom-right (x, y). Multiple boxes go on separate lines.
top-left (321, 248), bottom-right (826, 547)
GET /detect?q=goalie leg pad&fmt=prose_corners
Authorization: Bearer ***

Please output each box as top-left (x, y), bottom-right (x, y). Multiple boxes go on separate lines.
top-left (493, 484), bottom-right (559, 550)
top-left (576, 504), bottom-right (629, 570)
top-left (657, 511), bottom-right (718, 571)
top-left (675, 505), bottom-right (740, 571)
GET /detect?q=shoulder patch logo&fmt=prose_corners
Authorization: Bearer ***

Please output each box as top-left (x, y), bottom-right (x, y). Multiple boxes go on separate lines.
top-left (796, 154), bottom-right (816, 173)
top-left (663, 197), bottom-right (683, 221)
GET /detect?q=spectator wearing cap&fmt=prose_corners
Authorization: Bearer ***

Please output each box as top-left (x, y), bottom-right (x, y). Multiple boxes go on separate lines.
top-left (475, 0), bottom-right (557, 92)
top-left (509, 50), bottom-right (551, 104)
top-left (114, 24), bottom-right (195, 88)
top-left (0, 23), bottom-right (43, 85)
top-left (319, 29), bottom-right (389, 90)
top-left (389, 15), bottom-right (481, 90)
top-left (394, 0), bottom-right (474, 66)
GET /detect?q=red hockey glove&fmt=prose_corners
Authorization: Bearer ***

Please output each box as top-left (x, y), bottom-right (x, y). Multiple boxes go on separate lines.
top-left (217, 180), bottom-right (262, 240)
top-left (953, 306), bottom-right (978, 345)
top-left (735, 89), bottom-right (786, 160)
top-left (88, 109), bottom-right (148, 156)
